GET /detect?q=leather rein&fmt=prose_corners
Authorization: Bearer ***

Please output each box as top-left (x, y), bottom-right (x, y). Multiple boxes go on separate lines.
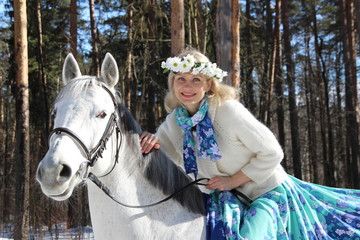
top-left (49, 84), bottom-right (213, 209)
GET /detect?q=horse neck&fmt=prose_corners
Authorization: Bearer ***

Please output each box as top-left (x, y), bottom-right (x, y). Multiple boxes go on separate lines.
top-left (87, 133), bottom-right (205, 239)
top-left (86, 111), bottom-right (206, 239)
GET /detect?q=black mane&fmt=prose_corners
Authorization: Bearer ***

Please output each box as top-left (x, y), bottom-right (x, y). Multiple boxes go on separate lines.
top-left (117, 102), bottom-right (206, 215)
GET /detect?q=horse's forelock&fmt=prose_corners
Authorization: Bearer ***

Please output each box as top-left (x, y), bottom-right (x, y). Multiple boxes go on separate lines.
top-left (55, 76), bottom-right (103, 103)
top-left (56, 76), bottom-right (122, 105)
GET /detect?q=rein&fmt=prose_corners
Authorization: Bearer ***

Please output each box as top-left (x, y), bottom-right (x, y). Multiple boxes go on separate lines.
top-left (89, 173), bottom-right (253, 207)
top-left (89, 173), bottom-right (209, 208)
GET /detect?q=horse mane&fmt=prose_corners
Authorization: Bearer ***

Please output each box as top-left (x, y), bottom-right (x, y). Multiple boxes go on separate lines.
top-left (58, 77), bottom-right (205, 215)
top-left (117, 103), bottom-right (206, 215)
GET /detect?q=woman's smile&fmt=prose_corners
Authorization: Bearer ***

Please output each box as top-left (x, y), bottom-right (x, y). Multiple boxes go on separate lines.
top-left (181, 92), bottom-right (196, 97)
top-left (173, 73), bottom-right (211, 114)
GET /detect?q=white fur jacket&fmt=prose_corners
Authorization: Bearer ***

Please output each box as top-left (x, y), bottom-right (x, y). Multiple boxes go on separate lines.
top-left (156, 99), bottom-right (287, 200)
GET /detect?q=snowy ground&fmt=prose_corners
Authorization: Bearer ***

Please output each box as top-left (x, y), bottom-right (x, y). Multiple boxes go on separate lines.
top-left (0, 222), bottom-right (94, 240)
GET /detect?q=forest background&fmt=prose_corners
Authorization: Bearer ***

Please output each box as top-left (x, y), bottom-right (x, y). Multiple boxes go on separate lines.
top-left (0, 0), bottom-right (359, 238)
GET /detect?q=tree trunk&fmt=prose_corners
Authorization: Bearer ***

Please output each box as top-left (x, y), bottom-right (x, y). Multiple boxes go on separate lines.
top-left (334, 50), bottom-right (347, 187)
top-left (146, 0), bottom-right (157, 133)
top-left (70, 0), bottom-right (77, 56)
top-left (0, 70), bottom-right (4, 223)
top-left (14, 0), bottom-right (30, 239)
top-left (36, 0), bottom-right (50, 140)
top-left (231, 0), bottom-right (240, 89)
top-left (216, 0), bottom-right (232, 85)
top-left (354, 0), bottom-right (360, 51)
top-left (189, 0), bottom-right (199, 50)
top-left (273, 0), bottom-right (286, 170)
top-left (243, 0), bottom-right (255, 112)
top-left (311, 1), bottom-right (335, 186)
top-left (171, 0), bottom-right (184, 55)
top-left (339, 0), bottom-right (359, 188)
top-left (281, 0), bottom-right (302, 178)
top-left (197, 0), bottom-right (208, 53)
top-left (304, 35), bottom-right (320, 183)
top-left (89, 0), bottom-right (99, 76)
top-left (216, 0), bottom-right (241, 89)
top-left (263, 0), bottom-right (274, 125)
top-left (2, 86), bottom-right (15, 224)
top-left (124, 0), bottom-right (133, 109)
top-left (187, 0), bottom-right (193, 46)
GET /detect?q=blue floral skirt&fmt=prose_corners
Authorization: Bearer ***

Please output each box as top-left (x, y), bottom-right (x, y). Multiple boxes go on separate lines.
top-left (205, 175), bottom-right (360, 240)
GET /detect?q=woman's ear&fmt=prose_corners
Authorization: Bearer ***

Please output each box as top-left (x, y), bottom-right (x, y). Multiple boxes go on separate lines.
top-left (206, 79), bottom-right (216, 97)
top-left (206, 79), bottom-right (213, 92)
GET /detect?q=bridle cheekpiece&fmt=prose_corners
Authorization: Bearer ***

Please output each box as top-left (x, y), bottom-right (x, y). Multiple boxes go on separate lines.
top-left (49, 84), bottom-right (121, 179)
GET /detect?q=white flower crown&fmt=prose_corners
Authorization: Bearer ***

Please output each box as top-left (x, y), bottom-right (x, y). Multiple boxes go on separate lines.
top-left (161, 54), bottom-right (227, 82)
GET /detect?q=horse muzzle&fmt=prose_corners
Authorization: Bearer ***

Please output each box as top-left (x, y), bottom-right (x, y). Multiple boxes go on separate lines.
top-left (36, 142), bottom-right (86, 201)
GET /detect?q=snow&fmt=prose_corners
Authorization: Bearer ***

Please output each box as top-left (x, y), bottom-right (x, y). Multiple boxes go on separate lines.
top-left (0, 222), bottom-right (94, 240)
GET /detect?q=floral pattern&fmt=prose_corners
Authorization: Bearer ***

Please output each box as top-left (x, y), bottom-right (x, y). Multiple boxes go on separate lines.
top-left (206, 175), bottom-right (360, 239)
top-left (175, 97), bottom-right (221, 178)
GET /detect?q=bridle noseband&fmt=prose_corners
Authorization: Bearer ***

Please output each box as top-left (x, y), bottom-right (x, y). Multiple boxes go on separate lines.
top-left (49, 85), bottom-right (121, 178)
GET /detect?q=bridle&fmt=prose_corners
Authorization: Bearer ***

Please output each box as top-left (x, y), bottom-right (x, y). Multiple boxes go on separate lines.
top-left (48, 83), bottom-right (253, 209)
top-left (49, 84), bottom-right (121, 179)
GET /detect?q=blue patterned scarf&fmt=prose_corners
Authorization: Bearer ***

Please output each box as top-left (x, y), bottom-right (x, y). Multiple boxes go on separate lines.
top-left (175, 97), bottom-right (221, 178)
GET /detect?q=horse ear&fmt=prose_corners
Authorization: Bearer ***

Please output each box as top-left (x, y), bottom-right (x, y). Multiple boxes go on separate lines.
top-left (62, 53), bottom-right (82, 85)
top-left (101, 53), bottom-right (119, 88)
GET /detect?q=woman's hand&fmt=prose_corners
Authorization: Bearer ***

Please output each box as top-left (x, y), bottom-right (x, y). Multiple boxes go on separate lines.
top-left (206, 176), bottom-right (234, 191)
top-left (139, 132), bottom-right (160, 154)
top-left (206, 171), bottom-right (251, 191)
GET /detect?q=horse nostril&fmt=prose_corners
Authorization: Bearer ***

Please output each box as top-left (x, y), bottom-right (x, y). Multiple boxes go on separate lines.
top-left (59, 164), bottom-right (72, 178)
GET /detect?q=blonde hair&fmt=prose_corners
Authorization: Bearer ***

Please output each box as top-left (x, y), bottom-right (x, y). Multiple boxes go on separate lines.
top-left (164, 49), bottom-right (239, 113)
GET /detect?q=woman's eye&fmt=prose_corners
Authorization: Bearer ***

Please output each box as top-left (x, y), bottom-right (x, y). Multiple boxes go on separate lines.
top-left (96, 111), bottom-right (107, 119)
top-left (177, 77), bottom-right (185, 81)
top-left (193, 77), bottom-right (201, 82)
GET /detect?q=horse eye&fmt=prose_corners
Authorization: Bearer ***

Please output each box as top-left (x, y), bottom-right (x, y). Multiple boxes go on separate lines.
top-left (51, 109), bottom-right (57, 120)
top-left (96, 111), bottom-right (107, 119)
top-left (50, 109), bottom-right (56, 129)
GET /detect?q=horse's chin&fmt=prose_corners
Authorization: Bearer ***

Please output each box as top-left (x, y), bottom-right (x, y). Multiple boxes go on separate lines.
top-left (42, 174), bottom-right (80, 201)
top-left (47, 187), bottom-right (74, 201)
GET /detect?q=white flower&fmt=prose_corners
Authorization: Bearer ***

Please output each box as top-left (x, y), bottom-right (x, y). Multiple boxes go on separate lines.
top-left (214, 68), bottom-right (227, 81)
top-left (201, 63), bottom-right (215, 77)
top-left (183, 54), bottom-right (196, 66)
top-left (167, 57), bottom-right (182, 72)
top-left (191, 68), bottom-right (201, 75)
top-left (180, 61), bottom-right (193, 73)
top-left (192, 64), bottom-right (205, 75)
top-left (161, 61), bottom-right (167, 69)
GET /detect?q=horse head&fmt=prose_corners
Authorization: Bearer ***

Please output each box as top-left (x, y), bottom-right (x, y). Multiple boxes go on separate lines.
top-left (36, 53), bottom-right (120, 201)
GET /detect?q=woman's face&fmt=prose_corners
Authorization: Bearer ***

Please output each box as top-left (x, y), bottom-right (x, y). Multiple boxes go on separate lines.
top-left (172, 73), bottom-right (211, 115)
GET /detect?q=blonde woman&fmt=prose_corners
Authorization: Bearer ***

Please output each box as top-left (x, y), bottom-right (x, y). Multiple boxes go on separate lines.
top-left (140, 49), bottom-right (360, 239)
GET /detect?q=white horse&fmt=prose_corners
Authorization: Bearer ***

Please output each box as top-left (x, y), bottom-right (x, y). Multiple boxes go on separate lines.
top-left (36, 53), bottom-right (206, 239)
